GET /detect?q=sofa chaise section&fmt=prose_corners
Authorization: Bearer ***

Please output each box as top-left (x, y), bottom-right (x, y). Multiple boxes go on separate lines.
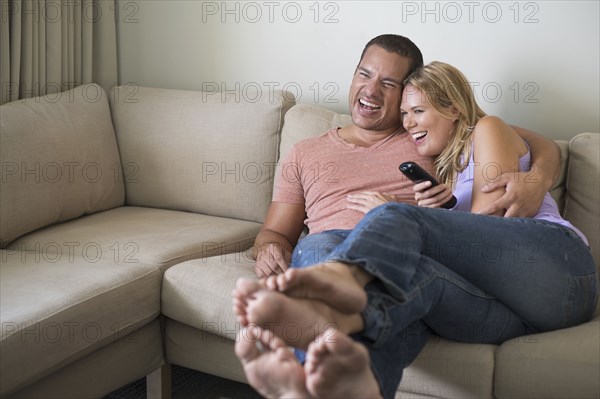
top-left (0, 83), bottom-right (297, 397)
top-left (0, 253), bottom-right (162, 397)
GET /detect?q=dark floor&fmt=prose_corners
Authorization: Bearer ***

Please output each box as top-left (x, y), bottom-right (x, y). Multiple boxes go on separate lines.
top-left (104, 365), bottom-right (262, 399)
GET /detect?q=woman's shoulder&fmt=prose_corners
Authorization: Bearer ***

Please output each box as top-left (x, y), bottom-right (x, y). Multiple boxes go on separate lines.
top-left (473, 115), bottom-right (511, 133)
top-left (472, 115), bottom-right (527, 157)
top-left (473, 115), bottom-right (520, 142)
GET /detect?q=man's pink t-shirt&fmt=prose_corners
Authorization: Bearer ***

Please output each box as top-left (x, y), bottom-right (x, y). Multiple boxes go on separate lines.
top-left (273, 128), bottom-right (434, 233)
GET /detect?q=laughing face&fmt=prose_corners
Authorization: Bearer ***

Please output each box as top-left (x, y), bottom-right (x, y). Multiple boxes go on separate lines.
top-left (401, 84), bottom-right (457, 157)
top-left (348, 45), bottom-right (411, 134)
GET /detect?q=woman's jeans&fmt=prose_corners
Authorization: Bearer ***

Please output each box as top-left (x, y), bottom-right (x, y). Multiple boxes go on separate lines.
top-left (290, 203), bottom-right (598, 399)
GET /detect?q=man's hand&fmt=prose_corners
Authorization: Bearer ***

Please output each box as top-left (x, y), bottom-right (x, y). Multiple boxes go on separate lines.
top-left (254, 243), bottom-right (292, 278)
top-left (413, 181), bottom-right (454, 208)
top-left (252, 202), bottom-right (305, 278)
top-left (477, 171), bottom-right (547, 218)
top-left (346, 191), bottom-right (397, 214)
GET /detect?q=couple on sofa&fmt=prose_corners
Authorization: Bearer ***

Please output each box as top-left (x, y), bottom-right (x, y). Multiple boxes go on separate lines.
top-left (232, 34), bottom-right (598, 398)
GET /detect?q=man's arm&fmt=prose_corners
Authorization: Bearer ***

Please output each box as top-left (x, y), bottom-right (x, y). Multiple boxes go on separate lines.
top-left (514, 125), bottom-right (561, 189)
top-left (478, 125), bottom-right (561, 217)
top-left (253, 201), bottom-right (306, 278)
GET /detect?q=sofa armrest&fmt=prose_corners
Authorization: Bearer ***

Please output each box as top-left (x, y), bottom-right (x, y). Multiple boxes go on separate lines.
top-left (563, 133), bottom-right (600, 267)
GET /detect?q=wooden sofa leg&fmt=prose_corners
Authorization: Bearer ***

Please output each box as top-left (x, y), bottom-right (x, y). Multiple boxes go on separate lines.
top-left (147, 363), bottom-right (172, 399)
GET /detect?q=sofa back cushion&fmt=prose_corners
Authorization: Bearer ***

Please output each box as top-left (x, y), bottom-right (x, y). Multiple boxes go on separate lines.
top-left (278, 103), bottom-right (353, 163)
top-left (275, 104), bottom-right (353, 217)
top-left (110, 86), bottom-right (295, 223)
top-left (563, 133), bottom-right (600, 266)
top-left (0, 84), bottom-right (125, 248)
top-left (550, 141), bottom-right (569, 211)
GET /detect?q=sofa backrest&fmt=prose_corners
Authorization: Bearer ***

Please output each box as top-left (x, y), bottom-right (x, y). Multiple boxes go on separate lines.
top-left (278, 103), bottom-right (353, 163)
top-left (0, 84), bottom-right (125, 248)
top-left (550, 141), bottom-right (569, 211)
top-left (109, 86), bottom-right (295, 224)
top-left (563, 133), bottom-right (600, 266)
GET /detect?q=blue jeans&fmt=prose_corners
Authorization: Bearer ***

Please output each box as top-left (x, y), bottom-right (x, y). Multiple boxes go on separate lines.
top-left (292, 203), bottom-right (598, 399)
top-left (290, 229), bottom-right (350, 268)
top-left (290, 228), bottom-right (431, 393)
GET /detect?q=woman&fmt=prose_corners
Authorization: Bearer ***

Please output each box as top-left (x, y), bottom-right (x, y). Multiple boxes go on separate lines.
top-left (233, 62), bottom-right (598, 399)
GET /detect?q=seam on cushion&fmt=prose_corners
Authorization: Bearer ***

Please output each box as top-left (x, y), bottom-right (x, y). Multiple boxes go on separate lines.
top-left (270, 90), bottom-right (297, 211)
top-left (562, 144), bottom-right (575, 218)
top-left (550, 140), bottom-right (569, 192)
top-left (497, 353), bottom-right (599, 367)
top-left (414, 357), bottom-right (496, 365)
top-left (156, 235), bottom-right (258, 267)
top-left (272, 90), bottom-right (287, 167)
top-left (297, 104), bottom-right (350, 125)
top-left (397, 392), bottom-right (456, 399)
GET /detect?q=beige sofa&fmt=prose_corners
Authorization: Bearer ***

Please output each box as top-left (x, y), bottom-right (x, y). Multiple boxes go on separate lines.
top-left (0, 84), bottom-right (598, 399)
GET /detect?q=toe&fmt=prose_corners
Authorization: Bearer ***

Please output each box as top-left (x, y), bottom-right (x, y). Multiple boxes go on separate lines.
top-left (265, 275), bottom-right (277, 290)
top-left (276, 272), bottom-right (289, 290)
top-left (235, 326), bottom-right (261, 365)
top-left (324, 328), bottom-right (353, 353)
top-left (235, 278), bottom-right (262, 297)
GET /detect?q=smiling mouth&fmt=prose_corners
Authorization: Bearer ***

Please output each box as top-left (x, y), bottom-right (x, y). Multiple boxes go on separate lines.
top-left (412, 131), bottom-right (427, 142)
top-left (358, 98), bottom-right (381, 111)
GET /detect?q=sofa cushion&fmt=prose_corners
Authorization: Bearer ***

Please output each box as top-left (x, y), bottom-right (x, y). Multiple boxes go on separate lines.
top-left (563, 133), bottom-right (600, 266)
top-left (399, 338), bottom-right (496, 399)
top-left (495, 316), bottom-right (600, 399)
top-left (550, 140), bottom-right (569, 210)
top-left (7, 206), bottom-right (262, 273)
top-left (163, 253), bottom-right (497, 398)
top-left (109, 86), bottom-right (295, 224)
top-left (0, 84), bottom-right (125, 248)
top-left (278, 103), bottom-right (352, 163)
top-left (165, 319), bottom-right (247, 384)
top-left (161, 252), bottom-right (255, 332)
top-left (0, 252), bottom-right (161, 396)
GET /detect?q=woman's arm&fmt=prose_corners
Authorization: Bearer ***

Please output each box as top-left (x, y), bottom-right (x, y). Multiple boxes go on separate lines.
top-left (471, 117), bottom-right (528, 215)
top-left (477, 125), bottom-right (560, 217)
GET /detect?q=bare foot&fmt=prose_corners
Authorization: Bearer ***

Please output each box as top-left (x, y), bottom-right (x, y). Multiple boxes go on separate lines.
top-left (232, 278), bottom-right (261, 326)
top-left (235, 326), bottom-right (309, 398)
top-left (265, 262), bottom-right (369, 314)
top-left (305, 329), bottom-right (382, 399)
top-left (234, 278), bottom-right (363, 349)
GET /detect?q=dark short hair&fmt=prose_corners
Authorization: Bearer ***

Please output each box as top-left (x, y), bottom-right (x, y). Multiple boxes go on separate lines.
top-left (359, 34), bottom-right (424, 77)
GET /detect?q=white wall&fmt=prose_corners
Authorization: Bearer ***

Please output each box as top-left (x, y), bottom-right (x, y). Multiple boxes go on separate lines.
top-left (118, 1), bottom-right (599, 140)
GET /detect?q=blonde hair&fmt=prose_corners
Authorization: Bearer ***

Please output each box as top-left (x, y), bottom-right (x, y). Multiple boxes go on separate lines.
top-left (403, 61), bottom-right (486, 187)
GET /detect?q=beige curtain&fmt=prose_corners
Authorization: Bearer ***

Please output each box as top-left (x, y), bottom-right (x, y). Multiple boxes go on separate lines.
top-left (0, 0), bottom-right (118, 104)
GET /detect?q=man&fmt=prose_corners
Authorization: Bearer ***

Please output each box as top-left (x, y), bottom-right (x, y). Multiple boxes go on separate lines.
top-left (253, 34), bottom-right (560, 278)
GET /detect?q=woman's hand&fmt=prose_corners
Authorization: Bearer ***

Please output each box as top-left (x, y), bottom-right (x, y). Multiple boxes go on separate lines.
top-left (347, 191), bottom-right (397, 214)
top-left (413, 181), bottom-right (455, 208)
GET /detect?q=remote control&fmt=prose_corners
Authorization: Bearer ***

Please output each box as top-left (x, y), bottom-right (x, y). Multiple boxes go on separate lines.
top-left (399, 162), bottom-right (457, 209)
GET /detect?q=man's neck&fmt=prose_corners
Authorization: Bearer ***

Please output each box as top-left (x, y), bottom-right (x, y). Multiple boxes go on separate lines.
top-left (338, 125), bottom-right (403, 147)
